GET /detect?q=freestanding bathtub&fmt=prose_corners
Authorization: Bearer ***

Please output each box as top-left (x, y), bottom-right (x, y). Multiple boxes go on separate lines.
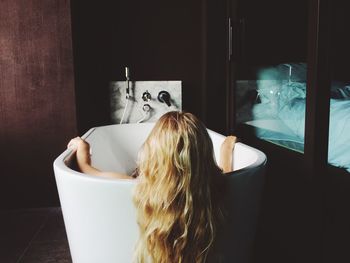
top-left (53, 123), bottom-right (266, 263)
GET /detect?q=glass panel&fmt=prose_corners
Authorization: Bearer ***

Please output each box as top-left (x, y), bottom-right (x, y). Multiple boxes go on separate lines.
top-left (328, 0), bottom-right (350, 172)
top-left (235, 0), bottom-right (308, 153)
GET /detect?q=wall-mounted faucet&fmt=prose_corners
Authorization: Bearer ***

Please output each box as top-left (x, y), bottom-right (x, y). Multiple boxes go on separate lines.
top-left (158, 91), bottom-right (171, 107)
top-left (137, 104), bottom-right (152, 123)
top-left (142, 104), bottom-right (151, 112)
top-left (110, 80), bottom-right (181, 124)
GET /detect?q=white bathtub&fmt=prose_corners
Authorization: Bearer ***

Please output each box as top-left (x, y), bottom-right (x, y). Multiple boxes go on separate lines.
top-left (53, 123), bottom-right (266, 263)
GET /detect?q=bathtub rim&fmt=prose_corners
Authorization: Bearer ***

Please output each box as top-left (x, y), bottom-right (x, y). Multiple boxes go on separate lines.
top-left (54, 126), bottom-right (136, 185)
top-left (207, 128), bottom-right (267, 172)
top-left (53, 123), bottom-right (267, 183)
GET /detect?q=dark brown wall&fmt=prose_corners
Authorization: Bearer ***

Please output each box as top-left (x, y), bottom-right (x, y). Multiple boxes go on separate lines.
top-left (71, 0), bottom-right (224, 134)
top-left (109, 0), bottom-right (205, 121)
top-left (0, 0), bottom-right (77, 209)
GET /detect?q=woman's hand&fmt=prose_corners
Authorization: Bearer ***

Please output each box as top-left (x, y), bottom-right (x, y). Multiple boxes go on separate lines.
top-left (67, 137), bottom-right (132, 179)
top-left (67, 137), bottom-right (91, 168)
top-left (219, 135), bottom-right (237, 173)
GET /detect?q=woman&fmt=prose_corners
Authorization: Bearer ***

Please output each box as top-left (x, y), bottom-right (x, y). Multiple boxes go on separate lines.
top-left (68, 111), bottom-right (236, 263)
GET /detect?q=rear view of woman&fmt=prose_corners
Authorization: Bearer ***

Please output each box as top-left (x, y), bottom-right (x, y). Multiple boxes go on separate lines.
top-left (68, 111), bottom-right (236, 262)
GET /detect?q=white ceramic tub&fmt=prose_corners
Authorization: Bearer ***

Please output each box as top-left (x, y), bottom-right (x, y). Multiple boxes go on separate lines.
top-left (53, 123), bottom-right (266, 263)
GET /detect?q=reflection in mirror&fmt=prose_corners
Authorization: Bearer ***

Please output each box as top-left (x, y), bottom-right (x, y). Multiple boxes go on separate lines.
top-left (234, 0), bottom-right (308, 153)
top-left (327, 0), bottom-right (350, 172)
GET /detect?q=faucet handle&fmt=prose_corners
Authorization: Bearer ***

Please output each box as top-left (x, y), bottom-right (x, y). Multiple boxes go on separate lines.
top-left (142, 104), bottom-right (151, 112)
top-left (158, 91), bottom-right (171, 107)
top-left (142, 90), bottom-right (151, 102)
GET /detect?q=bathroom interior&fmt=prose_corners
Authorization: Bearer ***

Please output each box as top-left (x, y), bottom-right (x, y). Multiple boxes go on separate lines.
top-left (1, 0), bottom-right (350, 262)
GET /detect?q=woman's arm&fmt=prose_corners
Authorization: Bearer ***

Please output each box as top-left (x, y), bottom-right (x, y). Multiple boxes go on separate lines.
top-left (219, 136), bottom-right (237, 173)
top-left (67, 137), bottom-right (133, 179)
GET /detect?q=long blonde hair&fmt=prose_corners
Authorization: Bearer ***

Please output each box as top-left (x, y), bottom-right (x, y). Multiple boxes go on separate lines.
top-left (133, 111), bottom-right (223, 263)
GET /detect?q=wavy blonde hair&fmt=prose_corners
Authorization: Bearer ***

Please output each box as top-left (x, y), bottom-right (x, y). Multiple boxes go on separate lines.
top-left (133, 111), bottom-right (223, 263)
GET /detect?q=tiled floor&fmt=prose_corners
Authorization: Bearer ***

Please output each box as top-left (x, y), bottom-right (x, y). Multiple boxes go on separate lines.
top-left (0, 207), bottom-right (72, 263)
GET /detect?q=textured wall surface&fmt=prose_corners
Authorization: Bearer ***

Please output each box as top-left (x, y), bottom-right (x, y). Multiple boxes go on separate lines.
top-left (0, 0), bottom-right (76, 208)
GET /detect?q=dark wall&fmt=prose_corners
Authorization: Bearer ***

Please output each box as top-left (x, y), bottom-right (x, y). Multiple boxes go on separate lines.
top-left (205, 0), bottom-right (229, 134)
top-left (70, 1), bottom-right (114, 134)
top-left (110, 0), bottom-right (205, 123)
top-left (0, 0), bottom-right (77, 209)
top-left (236, 0), bottom-right (309, 79)
top-left (71, 0), bottom-right (228, 134)
top-left (330, 0), bottom-right (350, 81)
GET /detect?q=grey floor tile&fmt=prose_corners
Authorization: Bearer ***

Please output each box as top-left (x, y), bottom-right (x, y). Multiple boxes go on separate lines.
top-left (0, 208), bottom-right (50, 263)
top-left (18, 208), bottom-right (72, 263)
top-left (19, 241), bottom-right (72, 263)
